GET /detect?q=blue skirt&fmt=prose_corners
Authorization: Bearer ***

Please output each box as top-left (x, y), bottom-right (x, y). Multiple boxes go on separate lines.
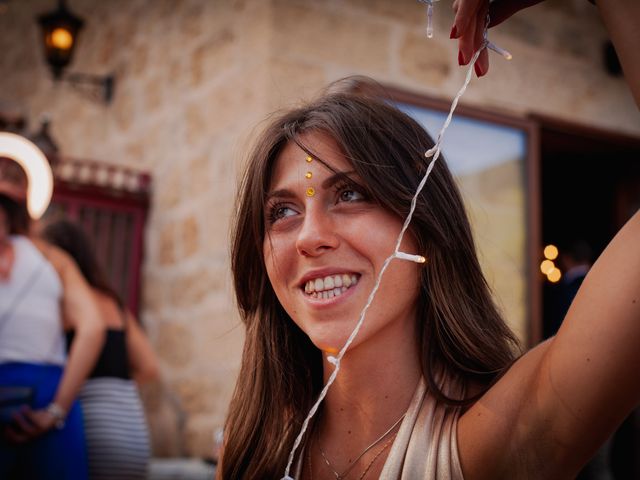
top-left (0, 362), bottom-right (88, 480)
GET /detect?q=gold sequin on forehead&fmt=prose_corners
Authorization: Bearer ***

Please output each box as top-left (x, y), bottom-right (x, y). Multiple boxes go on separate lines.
top-left (304, 155), bottom-right (315, 196)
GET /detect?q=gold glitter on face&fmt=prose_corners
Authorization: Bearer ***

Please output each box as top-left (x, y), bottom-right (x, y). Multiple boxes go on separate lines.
top-left (304, 155), bottom-right (315, 195)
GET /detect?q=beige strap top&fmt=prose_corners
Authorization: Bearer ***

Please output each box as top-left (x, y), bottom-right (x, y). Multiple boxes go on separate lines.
top-left (293, 376), bottom-right (465, 479)
top-left (379, 376), bottom-right (464, 479)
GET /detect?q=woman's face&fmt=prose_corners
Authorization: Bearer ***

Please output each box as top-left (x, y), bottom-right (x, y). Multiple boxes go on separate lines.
top-left (263, 131), bottom-right (421, 355)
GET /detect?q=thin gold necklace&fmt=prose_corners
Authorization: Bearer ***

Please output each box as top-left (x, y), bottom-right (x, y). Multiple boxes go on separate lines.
top-left (354, 433), bottom-right (396, 480)
top-left (317, 411), bottom-right (405, 480)
top-left (309, 431), bottom-right (398, 480)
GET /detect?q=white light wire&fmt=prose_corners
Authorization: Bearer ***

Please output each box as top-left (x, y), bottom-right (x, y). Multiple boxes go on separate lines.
top-left (281, 42), bottom-right (489, 480)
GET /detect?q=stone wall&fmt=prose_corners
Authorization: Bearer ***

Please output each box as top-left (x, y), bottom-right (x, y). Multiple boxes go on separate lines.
top-left (1, 0), bottom-right (638, 457)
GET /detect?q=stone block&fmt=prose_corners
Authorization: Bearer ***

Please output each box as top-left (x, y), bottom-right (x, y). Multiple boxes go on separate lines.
top-left (202, 72), bottom-right (264, 135)
top-left (124, 139), bottom-right (146, 163)
top-left (113, 88), bottom-right (136, 132)
top-left (142, 273), bottom-right (168, 314)
top-left (139, 381), bottom-right (185, 457)
top-left (272, 1), bottom-right (391, 73)
top-left (344, 0), bottom-right (424, 26)
top-left (182, 213), bottom-right (200, 257)
top-left (183, 415), bottom-right (219, 459)
top-left (173, 376), bottom-right (217, 416)
top-left (399, 32), bottom-right (452, 87)
top-left (189, 27), bottom-right (236, 88)
top-left (157, 222), bottom-right (177, 266)
top-left (265, 57), bottom-right (327, 110)
top-left (180, 2), bottom-right (205, 39)
top-left (131, 43), bottom-right (150, 77)
top-left (185, 152), bottom-right (213, 198)
top-left (156, 321), bottom-right (194, 368)
top-left (192, 306), bottom-right (244, 364)
top-left (184, 100), bottom-right (206, 147)
top-left (202, 216), bottom-right (232, 256)
top-left (155, 165), bottom-right (183, 211)
top-left (168, 265), bottom-right (228, 309)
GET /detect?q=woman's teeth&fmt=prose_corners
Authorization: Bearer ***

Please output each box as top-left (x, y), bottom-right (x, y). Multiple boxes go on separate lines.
top-left (304, 274), bottom-right (359, 299)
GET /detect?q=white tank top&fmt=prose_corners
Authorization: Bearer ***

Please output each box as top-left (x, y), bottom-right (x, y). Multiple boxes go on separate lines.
top-left (0, 236), bottom-right (66, 365)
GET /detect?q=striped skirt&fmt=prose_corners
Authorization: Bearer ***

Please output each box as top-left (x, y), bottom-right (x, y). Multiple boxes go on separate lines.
top-left (79, 377), bottom-right (150, 480)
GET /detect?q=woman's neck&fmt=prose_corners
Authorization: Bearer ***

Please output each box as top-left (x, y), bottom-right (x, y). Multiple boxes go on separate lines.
top-left (319, 320), bottom-right (422, 438)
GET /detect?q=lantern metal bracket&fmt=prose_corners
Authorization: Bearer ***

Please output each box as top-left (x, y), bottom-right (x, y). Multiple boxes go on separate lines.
top-left (62, 72), bottom-right (115, 105)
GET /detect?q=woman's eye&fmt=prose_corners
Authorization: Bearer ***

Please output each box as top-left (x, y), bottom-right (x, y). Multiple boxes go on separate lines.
top-left (338, 188), bottom-right (365, 203)
top-left (268, 204), bottom-right (297, 224)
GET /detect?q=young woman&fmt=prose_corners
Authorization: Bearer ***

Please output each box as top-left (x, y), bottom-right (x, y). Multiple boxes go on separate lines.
top-left (0, 158), bottom-right (104, 479)
top-left (42, 219), bottom-right (159, 480)
top-left (219, 84), bottom-right (640, 480)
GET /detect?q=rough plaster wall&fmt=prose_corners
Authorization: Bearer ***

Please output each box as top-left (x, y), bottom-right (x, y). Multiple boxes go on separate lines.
top-left (1, 0), bottom-right (638, 457)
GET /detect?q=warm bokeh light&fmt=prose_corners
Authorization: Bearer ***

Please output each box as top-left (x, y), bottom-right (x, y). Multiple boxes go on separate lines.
top-left (547, 268), bottom-right (562, 283)
top-left (543, 244), bottom-right (559, 260)
top-left (0, 132), bottom-right (53, 219)
top-left (540, 259), bottom-right (555, 275)
top-left (50, 27), bottom-right (73, 50)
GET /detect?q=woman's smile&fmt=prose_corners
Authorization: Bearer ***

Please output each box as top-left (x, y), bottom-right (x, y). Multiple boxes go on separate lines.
top-left (301, 270), bottom-right (360, 304)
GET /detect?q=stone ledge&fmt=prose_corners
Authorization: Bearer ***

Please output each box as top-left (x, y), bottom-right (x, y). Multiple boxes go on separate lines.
top-left (149, 458), bottom-right (216, 480)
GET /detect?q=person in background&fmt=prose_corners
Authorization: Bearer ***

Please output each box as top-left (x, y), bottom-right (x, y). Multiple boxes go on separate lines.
top-left (42, 219), bottom-right (159, 480)
top-left (545, 240), bottom-right (593, 339)
top-left (0, 157), bottom-right (104, 479)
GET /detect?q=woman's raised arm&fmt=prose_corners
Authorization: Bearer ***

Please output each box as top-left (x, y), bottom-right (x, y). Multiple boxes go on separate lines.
top-left (459, 211), bottom-right (640, 478)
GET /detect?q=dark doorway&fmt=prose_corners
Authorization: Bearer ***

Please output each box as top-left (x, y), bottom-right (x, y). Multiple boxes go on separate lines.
top-left (537, 115), bottom-right (640, 480)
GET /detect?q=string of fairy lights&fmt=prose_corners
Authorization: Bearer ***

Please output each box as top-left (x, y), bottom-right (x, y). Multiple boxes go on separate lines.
top-left (282, 3), bottom-right (513, 479)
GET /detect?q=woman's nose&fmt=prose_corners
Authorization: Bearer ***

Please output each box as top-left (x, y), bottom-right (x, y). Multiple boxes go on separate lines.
top-left (295, 208), bottom-right (339, 257)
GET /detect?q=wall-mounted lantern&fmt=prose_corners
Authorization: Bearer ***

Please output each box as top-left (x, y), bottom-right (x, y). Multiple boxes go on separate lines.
top-left (37, 0), bottom-right (114, 104)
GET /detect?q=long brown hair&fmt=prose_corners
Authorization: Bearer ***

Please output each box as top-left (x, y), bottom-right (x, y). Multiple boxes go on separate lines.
top-left (222, 80), bottom-right (520, 479)
top-left (42, 219), bottom-right (123, 308)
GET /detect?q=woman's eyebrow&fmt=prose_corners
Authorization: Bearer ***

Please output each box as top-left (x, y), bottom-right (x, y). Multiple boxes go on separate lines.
top-left (320, 170), bottom-right (357, 189)
top-left (265, 188), bottom-right (296, 203)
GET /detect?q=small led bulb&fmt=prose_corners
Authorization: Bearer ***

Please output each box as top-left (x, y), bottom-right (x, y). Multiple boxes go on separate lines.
top-left (395, 251), bottom-right (427, 263)
top-left (425, 145), bottom-right (438, 158)
top-left (419, 0), bottom-right (438, 39)
top-left (487, 41), bottom-right (513, 60)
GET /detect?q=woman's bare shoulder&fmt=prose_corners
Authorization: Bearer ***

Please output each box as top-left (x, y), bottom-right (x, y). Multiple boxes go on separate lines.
top-left (31, 237), bottom-right (72, 269)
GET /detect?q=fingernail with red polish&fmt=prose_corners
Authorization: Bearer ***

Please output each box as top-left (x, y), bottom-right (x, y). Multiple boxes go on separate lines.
top-left (458, 51), bottom-right (464, 65)
top-left (450, 25), bottom-right (458, 39)
top-left (474, 63), bottom-right (482, 77)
